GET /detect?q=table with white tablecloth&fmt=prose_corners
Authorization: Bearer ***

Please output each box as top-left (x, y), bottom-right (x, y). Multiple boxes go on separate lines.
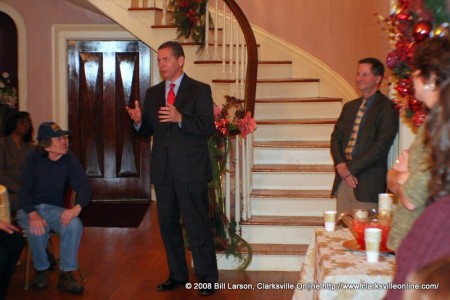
top-left (293, 228), bottom-right (396, 300)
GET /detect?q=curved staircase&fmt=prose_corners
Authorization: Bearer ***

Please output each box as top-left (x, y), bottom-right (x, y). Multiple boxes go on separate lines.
top-left (69, 0), bottom-right (358, 271)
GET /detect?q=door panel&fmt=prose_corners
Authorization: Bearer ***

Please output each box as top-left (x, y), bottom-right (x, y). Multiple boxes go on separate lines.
top-left (68, 40), bottom-right (151, 201)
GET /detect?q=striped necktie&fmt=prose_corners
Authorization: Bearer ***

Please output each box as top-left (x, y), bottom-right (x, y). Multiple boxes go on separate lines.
top-left (345, 99), bottom-right (367, 160)
top-left (167, 83), bottom-right (176, 105)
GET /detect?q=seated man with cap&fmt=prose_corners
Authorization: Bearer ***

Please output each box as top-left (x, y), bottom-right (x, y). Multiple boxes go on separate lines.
top-left (16, 122), bottom-right (92, 294)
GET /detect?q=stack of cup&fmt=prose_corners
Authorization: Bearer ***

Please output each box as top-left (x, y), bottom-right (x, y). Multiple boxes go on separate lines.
top-left (364, 228), bottom-right (382, 263)
top-left (323, 210), bottom-right (337, 232)
top-left (378, 193), bottom-right (394, 225)
top-left (378, 193), bottom-right (394, 212)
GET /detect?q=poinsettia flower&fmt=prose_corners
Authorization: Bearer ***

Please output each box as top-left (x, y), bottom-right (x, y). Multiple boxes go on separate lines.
top-left (213, 105), bottom-right (222, 119)
top-left (238, 111), bottom-right (257, 138)
top-left (412, 110), bottom-right (426, 127)
top-left (215, 118), bottom-right (230, 137)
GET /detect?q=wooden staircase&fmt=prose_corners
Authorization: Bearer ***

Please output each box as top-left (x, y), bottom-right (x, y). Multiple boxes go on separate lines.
top-left (73, 0), bottom-right (355, 271)
top-left (236, 102), bottom-right (339, 270)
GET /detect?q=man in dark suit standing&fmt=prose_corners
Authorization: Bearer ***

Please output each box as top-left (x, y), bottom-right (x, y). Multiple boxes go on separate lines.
top-left (126, 41), bottom-right (218, 296)
top-left (330, 58), bottom-right (399, 215)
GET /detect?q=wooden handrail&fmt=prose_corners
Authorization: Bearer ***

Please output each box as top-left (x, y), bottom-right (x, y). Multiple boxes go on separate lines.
top-left (223, 0), bottom-right (258, 116)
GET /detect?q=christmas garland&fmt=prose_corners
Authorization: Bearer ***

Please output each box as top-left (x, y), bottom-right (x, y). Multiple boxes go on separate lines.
top-left (377, 0), bottom-right (449, 129)
top-left (208, 96), bottom-right (256, 270)
top-left (0, 72), bottom-right (18, 109)
top-left (168, 0), bottom-right (210, 52)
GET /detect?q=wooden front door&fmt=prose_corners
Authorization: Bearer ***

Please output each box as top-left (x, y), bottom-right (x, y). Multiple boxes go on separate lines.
top-left (68, 40), bottom-right (151, 202)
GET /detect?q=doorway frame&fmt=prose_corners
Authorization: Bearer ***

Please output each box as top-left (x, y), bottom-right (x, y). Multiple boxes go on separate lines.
top-left (54, 24), bottom-right (158, 201)
top-left (53, 24), bottom-right (137, 129)
top-left (0, 2), bottom-right (27, 110)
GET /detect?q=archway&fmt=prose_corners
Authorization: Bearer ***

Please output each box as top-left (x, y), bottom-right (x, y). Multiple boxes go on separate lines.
top-left (0, 2), bottom-right (27, 111)
top-left (0, 11), bottom-right (17, 135)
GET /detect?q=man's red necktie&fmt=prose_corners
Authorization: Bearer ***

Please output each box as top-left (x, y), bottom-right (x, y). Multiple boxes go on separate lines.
top-left (167, 83), bottom-right (176, 105)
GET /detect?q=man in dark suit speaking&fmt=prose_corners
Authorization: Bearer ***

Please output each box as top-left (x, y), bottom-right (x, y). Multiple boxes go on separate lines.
top-left (126, 41), bottom-right (218, 296)
top-left (330, 57), bottom-right (399, 215)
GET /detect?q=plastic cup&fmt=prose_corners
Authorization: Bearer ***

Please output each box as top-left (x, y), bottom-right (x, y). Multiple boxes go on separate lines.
top-left (323, 210), bottom-right (337, 232)
top-left (378, 193), bottom-right (394, 212)
top-left (364, 228), bottom-right (382, 263)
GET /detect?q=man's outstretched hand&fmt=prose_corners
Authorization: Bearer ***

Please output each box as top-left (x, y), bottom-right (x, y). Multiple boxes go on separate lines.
top-left (126, 100), bottom-right (142, 124)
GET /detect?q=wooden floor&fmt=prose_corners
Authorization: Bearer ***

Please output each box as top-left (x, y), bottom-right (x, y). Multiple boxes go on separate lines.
top-left (7, 204), bottom-right (300, 300)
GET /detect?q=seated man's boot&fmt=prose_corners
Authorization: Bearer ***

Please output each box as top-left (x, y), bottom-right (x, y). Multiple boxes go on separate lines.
top-left (57, 271), bottom-right (84, 294)
top-left (32, 269), bottom-right (49, 290)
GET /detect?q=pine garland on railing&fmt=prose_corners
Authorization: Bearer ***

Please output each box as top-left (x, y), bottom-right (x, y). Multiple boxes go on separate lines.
top-left (209, 95), bottom-right (257, 269)
top-left (168, 0), bottom-right (211, 52)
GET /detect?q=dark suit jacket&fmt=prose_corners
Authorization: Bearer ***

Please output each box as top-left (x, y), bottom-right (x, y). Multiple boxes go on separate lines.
top-left (137, 74), bottom-right (216, 185)
top-left (330, 91), bottom-right (399, 203)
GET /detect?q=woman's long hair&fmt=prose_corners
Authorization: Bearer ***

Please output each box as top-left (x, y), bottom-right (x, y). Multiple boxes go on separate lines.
top-left (4, 111), bottom-right (33, 142)
top-left (423, 36), bottom-right (450, 203)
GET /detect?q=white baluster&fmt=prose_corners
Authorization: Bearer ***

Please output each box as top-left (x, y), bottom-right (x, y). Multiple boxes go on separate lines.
top-left (240, 36), bottom-right (245, 99)
top-left (241, 138), bottom-right (249, 220)
top-left (246, 134), bottom-right (252, 219)
top-left (225, 137), bottom-right (231, 220)
top-left (214, 0), bottom-right (218, 57)
top-left (235, 135), bottom-right (242, 226)
top-left (229, 15), bottom-right (233, 78)
top-left (222, 2), bottom-right (226, 75)
top-left (205, 1), bottom-right (209, 57)
top-left (162, 0), bottom-right (167, 25)
top-left (235, 26), bottom-right (239, 97)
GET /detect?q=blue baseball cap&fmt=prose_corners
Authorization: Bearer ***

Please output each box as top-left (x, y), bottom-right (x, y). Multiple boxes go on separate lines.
top-left (37, 122), bottom-right (71, 141)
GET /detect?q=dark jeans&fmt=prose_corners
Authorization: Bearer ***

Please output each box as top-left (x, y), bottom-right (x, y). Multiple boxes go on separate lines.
top-left (0, 231), bottom-right (25, 300)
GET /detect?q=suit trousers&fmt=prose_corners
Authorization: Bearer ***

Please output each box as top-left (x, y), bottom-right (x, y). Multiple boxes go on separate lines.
top-left (155, 177), bottom-right (218, 284)
top-left (336, 181), bottom-right (378, 215)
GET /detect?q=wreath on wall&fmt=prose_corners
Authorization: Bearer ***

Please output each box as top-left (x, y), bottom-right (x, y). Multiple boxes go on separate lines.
top-left (0, 72), bottom-right (18, 109)
top-left (377, 0), bottom-right (449, 130)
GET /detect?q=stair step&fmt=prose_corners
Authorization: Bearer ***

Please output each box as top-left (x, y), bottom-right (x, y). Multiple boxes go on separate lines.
top-left (254, 142), bottom-right (333, 165)
top-left (252, 170), bottom-right (334, 190)
top-left (255, 123), bottom-right (335, 141)
top-left (256, 99), bottom-right (341, 119)
top-left (254, 141), bottom-right (330, 148)
top-left (216, 250), bottom-right (305, 271)
top-left (194, 60), bottom-right (288, 64)
top-left (212, 78), bottom-right (319, 84)
top-left (250, 189), bottom-right (336, 217)
top-left (198, 60), bottom-right (292, 79)
top-left (257, 118), bottom-right (336, 125)
top-left (213, 78), bottom-right (320, 98)
top-left (247, 243), bottom-right (309, 255)
top-left (252, 189), bottom-right (331, 198)
top-left (152, 24), bottom-right (223, 29)
top-left (253, 164), bottom-right (334, 173)
top-left (256, 97), bottom-right (341, 103)
top-left (240, 216), bottom-right (321, 244)
top-left (216, 243), bottom-right (308, 256)
top-left (241, 215), bottom-right (323, 226)
top-left (151, 24), bottom-right (175, 29)
top-left (252, 164), bottom-right (335, 190)
top-left (128, 7), bottom-right (162, 12)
